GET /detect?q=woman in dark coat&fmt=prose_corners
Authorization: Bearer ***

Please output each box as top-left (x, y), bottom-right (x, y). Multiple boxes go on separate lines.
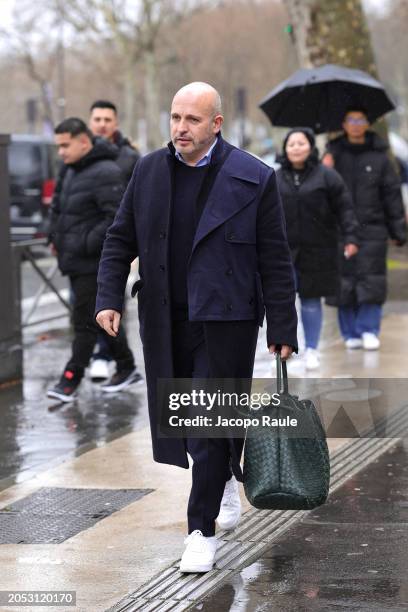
top-left (324, 109), bottom-right (407, 350)
top-left (276, 128), bottom-right (359, 369)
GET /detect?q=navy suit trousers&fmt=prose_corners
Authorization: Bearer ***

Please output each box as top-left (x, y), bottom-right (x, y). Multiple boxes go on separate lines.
top-left (171, 319), bottom-right (258, 536)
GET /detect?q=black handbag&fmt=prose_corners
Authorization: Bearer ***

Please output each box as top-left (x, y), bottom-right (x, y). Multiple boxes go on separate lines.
top-left (243, 355), bottom-right (330, 510)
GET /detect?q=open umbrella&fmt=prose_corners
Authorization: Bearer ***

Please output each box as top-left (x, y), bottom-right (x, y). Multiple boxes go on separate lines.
top-left (259, 64), bottom-right (395, 134)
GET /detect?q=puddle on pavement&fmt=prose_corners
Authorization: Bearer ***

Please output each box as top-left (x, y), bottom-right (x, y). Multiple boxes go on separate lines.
top-left (0, 323), bottom-right (147, 489)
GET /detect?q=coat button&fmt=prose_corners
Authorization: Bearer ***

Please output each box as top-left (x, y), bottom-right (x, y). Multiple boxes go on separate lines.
top-left (159, 264), bottom-right (165, 271)
top-left (226, 268), bottom-right (233, 276)
top-left (228, 233), bottom-right (236, 240)
top-left (162, 297), bottom-right (167, 305)
top-left (159, 231), bottom-right (166, 239)
top-left (249, 297), bottom-right (254, 304)
top-left (227, 303), bottom-right (233, 311)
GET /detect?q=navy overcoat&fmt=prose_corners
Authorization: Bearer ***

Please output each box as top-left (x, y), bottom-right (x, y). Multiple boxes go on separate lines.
top-left (96, 137), bottom-right (297, 470)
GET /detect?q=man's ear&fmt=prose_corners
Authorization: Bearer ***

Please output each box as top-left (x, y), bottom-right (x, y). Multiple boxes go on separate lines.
top-left (214, 114), bottom-right (224, 132)
top-left (79, 133), bottom-right (91, 146)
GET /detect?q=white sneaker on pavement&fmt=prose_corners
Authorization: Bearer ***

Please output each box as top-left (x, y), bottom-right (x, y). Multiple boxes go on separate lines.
top-left (89, 358), bottom-right (110, 382)
top-left (305, 348), bottom-right (320, 370)
top-left (362, 332), bottom-right (380, 351)
top-left (179, 530), bottom-right (218, 573)
top-left (345, 338), bottom-right (363, 349)
top-left (216, 475), bottom-right (241, 530)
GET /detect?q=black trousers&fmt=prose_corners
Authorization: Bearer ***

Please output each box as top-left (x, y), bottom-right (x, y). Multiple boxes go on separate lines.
top-left (172, 319), bottom-right (258, 536)
top-left (66, 274), bottom-right (134, 376)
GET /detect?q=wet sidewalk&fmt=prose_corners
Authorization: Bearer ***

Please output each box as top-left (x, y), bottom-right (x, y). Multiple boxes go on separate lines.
top-left (0, 296), bottom-right (407, 611)
top-left (196, 440), bottom-right (408, 612)
top-left (0, 291), bottom-right (148, 488)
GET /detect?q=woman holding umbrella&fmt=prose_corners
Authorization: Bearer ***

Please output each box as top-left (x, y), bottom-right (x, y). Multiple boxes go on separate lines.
top-left (276, 128), bottom-right (359, 369)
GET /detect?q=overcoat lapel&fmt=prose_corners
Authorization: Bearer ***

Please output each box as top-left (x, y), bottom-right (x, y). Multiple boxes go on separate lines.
top-left (192, 150), bottom-right (261, 252)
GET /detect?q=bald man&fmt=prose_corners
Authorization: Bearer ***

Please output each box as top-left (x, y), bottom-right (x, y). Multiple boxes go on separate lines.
top-left (95, 82), bottom-right (298, 572)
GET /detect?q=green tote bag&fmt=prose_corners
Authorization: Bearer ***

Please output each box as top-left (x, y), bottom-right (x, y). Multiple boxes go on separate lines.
top-left (243, 355), bottom-right (330, 510)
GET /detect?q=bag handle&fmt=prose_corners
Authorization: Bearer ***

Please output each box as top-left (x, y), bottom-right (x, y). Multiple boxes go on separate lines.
top-left (276, 354), bottom-right (289, 394)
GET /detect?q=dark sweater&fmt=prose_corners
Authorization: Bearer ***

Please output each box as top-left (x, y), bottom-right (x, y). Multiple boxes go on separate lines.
top-left (170, 160), bottom-right (208, 319)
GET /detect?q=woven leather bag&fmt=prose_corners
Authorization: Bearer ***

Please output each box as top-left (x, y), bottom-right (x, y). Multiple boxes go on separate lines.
top-left (243, 355), bottom-right (330, 510)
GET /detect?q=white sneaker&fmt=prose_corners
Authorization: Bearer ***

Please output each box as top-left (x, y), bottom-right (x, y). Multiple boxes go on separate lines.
top-left (89, 359), bottom-right (110, 382)
top-left (362, 332), bottom-right (380, 351)
top-left (305, 348), bottom-right (320, 370)
top-left (179, 530), bottom-right (217, 573)
top-left (216, 476), bottom-right (241, 530)
top-left (345, 338), bottom-right (363, 349)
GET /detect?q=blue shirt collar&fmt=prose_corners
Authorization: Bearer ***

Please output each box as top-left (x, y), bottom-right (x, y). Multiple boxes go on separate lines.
top-left (174, 136), bottom-right (218, 167)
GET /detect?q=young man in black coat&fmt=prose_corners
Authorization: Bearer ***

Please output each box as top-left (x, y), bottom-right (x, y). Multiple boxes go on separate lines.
top-left (324, 108), bottom-right (407, 350)
top-left (88, 100), bottom-right (141, 382)
top-left (47, 118), bottom-right (141, 402)
top-left (89, 100), bottom-right (140, 184)
top-left (95, 83), bottom-right (298, 573)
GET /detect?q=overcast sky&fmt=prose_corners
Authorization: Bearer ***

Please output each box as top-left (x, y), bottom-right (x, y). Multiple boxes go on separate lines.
top-left (0, 0), bottom-right (13, 28)
top-left (0, 0), bottom-right (393, 43)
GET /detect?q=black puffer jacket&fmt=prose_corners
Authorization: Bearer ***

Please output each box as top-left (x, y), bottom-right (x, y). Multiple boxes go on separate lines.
top-left (327, 132), bottom-right (406, 305)
top-left (276, 156), bottom-right (359, 298)
top-left (113, 131), bottom-right (140, 183)
top-left (49, 140), bottom-right (124, 276)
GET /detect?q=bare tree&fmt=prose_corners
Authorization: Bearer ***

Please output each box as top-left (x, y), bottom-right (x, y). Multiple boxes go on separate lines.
top-left (0, 0), bottom-right (65, 130)
top-left (285, 0), bottom-right (377, 72)
top-left (56, 0), bottom-right (218, 149)
top-left (368, 0), bottom-right (408, 138)
top-left (284, 0), bottom-right (390, 138)
top-left (161, 0), bottom-right (297, 142)
top-left (0, 0), bottom-right (297, 144)
top-left (282, 0), bottom-right (314, 68)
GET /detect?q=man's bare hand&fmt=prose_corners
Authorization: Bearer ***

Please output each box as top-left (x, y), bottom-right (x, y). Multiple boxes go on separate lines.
top-left (50, 243), bottom-right (57, 256)
top-left (96, 309), bottom-right (121, 337)
top-left (344, 243), bottom-right (359, 258)
top-left (322, 152), bottom-right (334, 168)
top-left (268, 344), bottom-right (293, 360)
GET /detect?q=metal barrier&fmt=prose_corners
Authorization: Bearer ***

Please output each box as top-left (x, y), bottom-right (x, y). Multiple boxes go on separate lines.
top-left (11, 238), bottom-right (71, 328)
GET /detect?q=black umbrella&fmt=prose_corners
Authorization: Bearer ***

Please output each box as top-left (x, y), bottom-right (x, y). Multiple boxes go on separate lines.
top-left (259, 64), bottom-right (395, 134)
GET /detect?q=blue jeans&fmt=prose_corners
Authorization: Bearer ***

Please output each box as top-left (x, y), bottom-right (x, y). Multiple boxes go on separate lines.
top-left (301, 298), bottom-right (322, 350)
top-left (338, 304), bottom-right (382, 340)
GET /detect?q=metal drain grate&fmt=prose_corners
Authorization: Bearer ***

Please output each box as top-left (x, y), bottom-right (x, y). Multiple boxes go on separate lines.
top-left (0, 487), bottom-right (154, 544)
top-left (107, 403), bottom-right (408, 612)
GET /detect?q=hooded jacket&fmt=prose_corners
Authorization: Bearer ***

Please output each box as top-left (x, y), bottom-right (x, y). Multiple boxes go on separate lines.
top-left (49, 139), bottom-right (124, 276)
top-left (113, 131), bottom-right (141, 183)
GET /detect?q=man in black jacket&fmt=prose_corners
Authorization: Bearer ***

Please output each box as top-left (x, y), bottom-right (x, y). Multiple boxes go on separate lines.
top-left (89, 100), bottom-right (140, 184)
top-left (324, 108), bottom-right (406, 351)
top-left (88, 100), bottom-right (142, 381)
top-left (47, 118), bottom-right (141, 402)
